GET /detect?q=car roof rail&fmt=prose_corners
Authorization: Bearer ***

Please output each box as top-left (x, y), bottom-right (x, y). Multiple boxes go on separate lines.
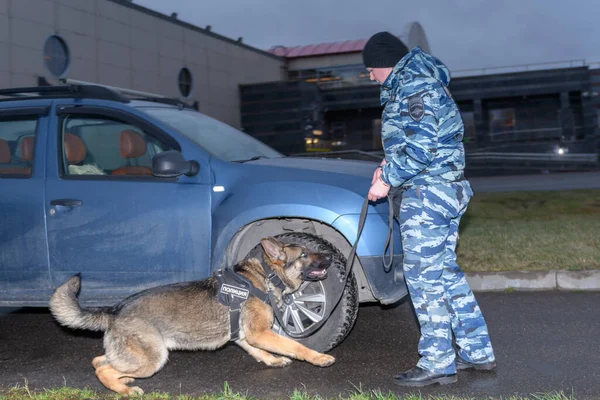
top-left (60, 79), bottom-right (194, 109)
top-left (0, 79), bottom-right (194, 109)
top-left (0, 83), bottom-right (129, 103)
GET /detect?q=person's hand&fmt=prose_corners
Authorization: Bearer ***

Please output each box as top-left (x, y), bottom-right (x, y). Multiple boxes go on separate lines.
top-left (368, 177), bottom-right (391, 202)
top-left (371, 160), bottom-right (387, 184)
top-left (371, 167), bottom-right (382, 185)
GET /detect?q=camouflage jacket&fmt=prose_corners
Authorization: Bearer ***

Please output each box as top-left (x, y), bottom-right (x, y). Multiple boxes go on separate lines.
top-left (379, 46), bottom-right (467, 188)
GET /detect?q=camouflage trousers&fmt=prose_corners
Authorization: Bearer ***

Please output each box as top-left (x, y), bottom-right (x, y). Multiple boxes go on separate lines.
top-left (397, 180), bottom-right (495, 374)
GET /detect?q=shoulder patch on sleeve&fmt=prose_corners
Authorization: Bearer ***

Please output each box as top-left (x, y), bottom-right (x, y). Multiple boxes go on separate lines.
top-left (408, 95), bottom-right (425, 122)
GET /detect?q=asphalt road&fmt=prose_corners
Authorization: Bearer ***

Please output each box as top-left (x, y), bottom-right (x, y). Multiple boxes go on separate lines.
top-left (1, 292), bottom-right (599, 399)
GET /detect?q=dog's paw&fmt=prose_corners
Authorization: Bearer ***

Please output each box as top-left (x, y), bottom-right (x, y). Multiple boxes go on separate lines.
top-left (313, 353), bottom-right (335, 367)
top-left (270, 356), bottom-right (292, 368)
top-left (126, 386), bottom-right (144, 396)
top-left (91, 355), bottom-right (106, 369)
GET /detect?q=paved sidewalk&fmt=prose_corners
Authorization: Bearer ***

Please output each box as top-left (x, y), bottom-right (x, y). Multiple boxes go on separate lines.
top-left (466, 270), bottom-right (600, 291)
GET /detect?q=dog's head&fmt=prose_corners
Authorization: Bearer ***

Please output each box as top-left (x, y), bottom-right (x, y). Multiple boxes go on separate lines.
top-left (260, 237), bottom-right (332, 292)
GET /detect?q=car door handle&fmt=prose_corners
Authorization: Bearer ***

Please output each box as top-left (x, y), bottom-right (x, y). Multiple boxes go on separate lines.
top-left (50, 199), bottom-right (83, 207)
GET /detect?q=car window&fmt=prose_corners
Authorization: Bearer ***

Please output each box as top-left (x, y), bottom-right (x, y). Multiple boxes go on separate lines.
top-left (60, 114), bottom-right (174, 178)
top-left (0, 117), bottom-right (38, 178)
top-left (140, 107), bottom-right (283, 162)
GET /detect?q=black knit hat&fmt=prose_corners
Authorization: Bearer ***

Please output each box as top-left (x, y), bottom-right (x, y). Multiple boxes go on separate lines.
top-left (362, 32), bottom-right (409, 68)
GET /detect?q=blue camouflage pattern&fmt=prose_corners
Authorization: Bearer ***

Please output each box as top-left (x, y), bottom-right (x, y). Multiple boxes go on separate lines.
top-left (379, 46), bottom-right (466, 188)
top-left (399, 182), bottom-right (495, 374)
top-left (379, 47), bottom-right (495, 373)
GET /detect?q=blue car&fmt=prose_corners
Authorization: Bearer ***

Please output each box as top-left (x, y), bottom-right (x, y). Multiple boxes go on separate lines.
top-left (0, 82), bottom-right (406, 351)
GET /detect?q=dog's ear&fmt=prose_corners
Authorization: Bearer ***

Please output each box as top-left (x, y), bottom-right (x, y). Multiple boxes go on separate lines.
top-left (260, 237), bottom-right (285, 262)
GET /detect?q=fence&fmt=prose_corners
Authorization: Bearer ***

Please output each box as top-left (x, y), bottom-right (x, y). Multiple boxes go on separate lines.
top-left (452, 60), bottom-right (588, 78)
top-left (291, 149), bottom-right (599, 173)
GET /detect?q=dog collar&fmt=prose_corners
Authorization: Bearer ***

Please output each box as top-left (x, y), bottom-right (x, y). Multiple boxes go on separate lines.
top-left (260, 263), bottom-right (287, 292)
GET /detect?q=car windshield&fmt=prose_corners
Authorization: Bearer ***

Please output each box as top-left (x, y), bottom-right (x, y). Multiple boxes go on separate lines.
top-left (140, 107), bottom-right (283, 162)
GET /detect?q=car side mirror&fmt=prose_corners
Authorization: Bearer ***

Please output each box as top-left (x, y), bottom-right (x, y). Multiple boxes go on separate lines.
top-left (152, 150), bottom-right (199, 178)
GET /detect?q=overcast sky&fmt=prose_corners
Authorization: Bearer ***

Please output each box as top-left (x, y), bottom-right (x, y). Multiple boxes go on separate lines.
top-left (135, 0), bottom-right (599, 72)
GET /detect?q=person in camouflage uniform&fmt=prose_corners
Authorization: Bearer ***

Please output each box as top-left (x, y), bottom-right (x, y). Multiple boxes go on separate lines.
top-left (363, 32), bottom-right (496, 387)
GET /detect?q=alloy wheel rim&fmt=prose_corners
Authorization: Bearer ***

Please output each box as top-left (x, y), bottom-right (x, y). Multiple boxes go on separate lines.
top-left (272, 280), bottom-right (327, 336)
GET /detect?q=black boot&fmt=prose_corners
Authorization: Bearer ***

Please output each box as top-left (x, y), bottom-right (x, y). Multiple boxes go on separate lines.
top-left (394, 366), bottom-right (457, 387)
top-left (456, 357), bottom-right (496, 371)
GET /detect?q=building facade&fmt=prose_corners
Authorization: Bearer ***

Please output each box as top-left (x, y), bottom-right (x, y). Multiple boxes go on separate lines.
top-left (240, 31), bottom-right (600, 173)
top-left (241, 23), bottom-right (431, 154)
top-left (0, 0), bottom-right (284, 128)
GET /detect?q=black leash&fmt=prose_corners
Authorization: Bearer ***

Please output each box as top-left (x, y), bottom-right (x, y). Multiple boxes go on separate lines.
top-left (335, 193), bottom-right (395, 294)
top-left (382, 193), bottom-right (395, 273)
top-left (344, 197), bottom-right (370, 277)
top-left (346, 193), bottom-right (395, 280)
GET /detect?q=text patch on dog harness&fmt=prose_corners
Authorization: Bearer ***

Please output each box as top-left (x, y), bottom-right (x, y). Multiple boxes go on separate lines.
top-left (220, 284), bottom-right (249, 300)
top-left (214, 268), bottom-right (269, 341)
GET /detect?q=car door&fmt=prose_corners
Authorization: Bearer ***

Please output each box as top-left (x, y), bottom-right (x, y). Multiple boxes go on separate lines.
top-left (44, 103), bottom-right (213, 305)
top-left (0, 104), bottom-right (51, 305)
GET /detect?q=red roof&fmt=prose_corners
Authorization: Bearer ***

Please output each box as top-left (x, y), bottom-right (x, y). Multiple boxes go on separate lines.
top-left (270, 39), bottom-right (368, 59)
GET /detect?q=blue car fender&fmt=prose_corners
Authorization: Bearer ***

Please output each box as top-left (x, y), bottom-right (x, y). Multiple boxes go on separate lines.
top-left (210, 180), bottom-right (349, 268)
top-left (210, 179), bottom-right (407, 304)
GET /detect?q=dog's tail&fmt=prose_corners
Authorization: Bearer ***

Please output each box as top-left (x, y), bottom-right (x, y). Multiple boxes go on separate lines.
top-left (49, 274), bottom-right (114, 332)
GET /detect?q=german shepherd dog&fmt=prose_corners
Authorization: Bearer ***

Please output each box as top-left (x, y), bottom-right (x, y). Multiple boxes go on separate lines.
top-left (50, 237), bottom-right (335, 396)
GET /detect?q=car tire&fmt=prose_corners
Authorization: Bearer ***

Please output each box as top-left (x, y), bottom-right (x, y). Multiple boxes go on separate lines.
top-left (245, 232), bottom-right (359, 353)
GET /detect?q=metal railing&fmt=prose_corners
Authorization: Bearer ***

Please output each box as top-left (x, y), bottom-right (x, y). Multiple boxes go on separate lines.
top-left (291, 149), bottom-right (383, 161)
top-left (291, 149), bottom-right (598, 170)
top-left (487, 127), bottom-right (568, 142)
top-left (452, 59), bottom-right (589, 78)
top-left (467, 152), bottom-right (597, 163)
top-left (588, 62), bottom-right (600, 70)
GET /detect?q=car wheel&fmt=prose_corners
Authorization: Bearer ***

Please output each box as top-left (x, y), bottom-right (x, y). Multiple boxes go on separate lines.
top-left (244, 232), bottom-right (359, 352)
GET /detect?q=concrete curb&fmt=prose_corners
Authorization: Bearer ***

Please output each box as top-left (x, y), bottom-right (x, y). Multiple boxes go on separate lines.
top-left (465, 270), bottom-right (600, 292)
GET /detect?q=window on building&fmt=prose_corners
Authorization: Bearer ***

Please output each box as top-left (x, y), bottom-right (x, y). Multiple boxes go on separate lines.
top-left (487, 96), bottom-right (562, 142)
top-left (291, 65), bottom-right (377, 88)
top-left (43, 35), bottom-right (70, 77)
top-left (300, 69), bottom-right (318, 83)
top-left (461, 111), bottom-right (476, 143)
top-left (316, 69), bottom-right (341, 87)
top-left (372, 119), bottom-right (382, 150)
top-left (358, 70), bottom-right (372, 85)
top-left (0, 118), bottom-right (38, 178)
top-left (489, 108), bottom-right (516, 141)
top-left (178, 67), bottom-right (193, 98)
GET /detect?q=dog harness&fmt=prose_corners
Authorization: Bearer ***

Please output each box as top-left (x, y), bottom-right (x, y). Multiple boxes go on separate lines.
top-left (213, 267), bottom-right (285, 341)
